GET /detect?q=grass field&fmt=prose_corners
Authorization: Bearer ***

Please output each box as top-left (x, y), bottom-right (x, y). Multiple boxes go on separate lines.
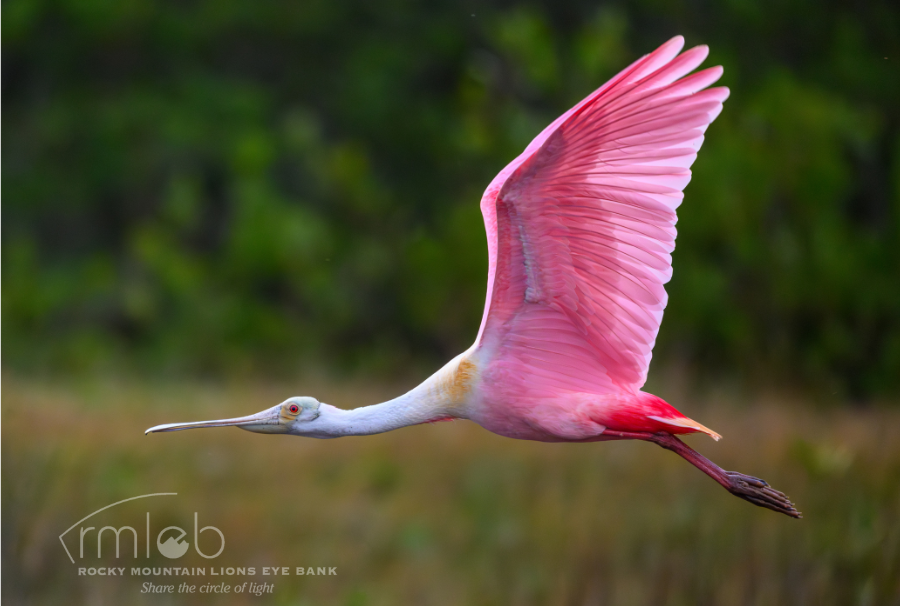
top-left (3, 374), bottom-right (899, 605)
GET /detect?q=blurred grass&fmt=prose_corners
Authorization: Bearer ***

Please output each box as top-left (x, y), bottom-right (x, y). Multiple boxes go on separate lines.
top-left (3, 374), bottom-right (899, 605)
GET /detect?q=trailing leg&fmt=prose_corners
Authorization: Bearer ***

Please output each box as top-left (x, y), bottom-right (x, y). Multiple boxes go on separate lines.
top-left (601, 429), bottom-right (801, 518)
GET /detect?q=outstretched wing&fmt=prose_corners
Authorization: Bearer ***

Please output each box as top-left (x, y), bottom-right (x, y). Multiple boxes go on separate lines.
top-left (474, 36), bottom-right (728, 395)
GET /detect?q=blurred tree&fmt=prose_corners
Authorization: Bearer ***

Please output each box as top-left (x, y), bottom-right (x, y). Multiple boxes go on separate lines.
top-left (3, 0), bottom-right (898, 396)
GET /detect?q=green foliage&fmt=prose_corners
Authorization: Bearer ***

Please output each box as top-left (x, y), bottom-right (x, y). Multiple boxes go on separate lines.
top-left (3, 1), bottom-right (899, 395)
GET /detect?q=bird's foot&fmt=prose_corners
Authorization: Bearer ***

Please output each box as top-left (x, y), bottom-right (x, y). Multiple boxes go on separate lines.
top-left (724, 471), bottom-right (802, 518)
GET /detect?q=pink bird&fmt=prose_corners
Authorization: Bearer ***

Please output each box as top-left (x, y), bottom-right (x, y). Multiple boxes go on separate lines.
top-left (148, 37), bottom-right (800, 518)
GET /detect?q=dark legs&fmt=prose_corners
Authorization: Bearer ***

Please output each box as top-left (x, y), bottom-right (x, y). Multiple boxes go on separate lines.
top-left (600, 429), bottom-right (802, 518)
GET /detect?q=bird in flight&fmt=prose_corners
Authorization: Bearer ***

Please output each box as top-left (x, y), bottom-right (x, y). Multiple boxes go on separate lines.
top-left (148, 36), bottom-right (800, 518)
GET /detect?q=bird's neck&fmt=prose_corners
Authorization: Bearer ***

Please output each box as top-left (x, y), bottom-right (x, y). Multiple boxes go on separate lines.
top-left (325, 393), bottom-right (441, 437)
top-left (311, 352), bottom-right (476, 437)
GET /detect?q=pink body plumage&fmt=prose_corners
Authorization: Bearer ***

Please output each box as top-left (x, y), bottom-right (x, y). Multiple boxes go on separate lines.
top-left (464, 35), bottom-right (727, 444)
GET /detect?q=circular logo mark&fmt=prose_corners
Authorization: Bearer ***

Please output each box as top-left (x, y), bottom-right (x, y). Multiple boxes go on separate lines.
top-left (157, 527), bottom-right (189, 559)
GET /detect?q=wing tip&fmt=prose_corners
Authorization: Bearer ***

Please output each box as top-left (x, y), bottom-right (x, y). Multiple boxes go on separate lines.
top-left (665, 35), bottom-right (686, 51)
top-left (684, 44), bottom-right (710, 64)
top-left (643, 35), bottom-right (686, 68)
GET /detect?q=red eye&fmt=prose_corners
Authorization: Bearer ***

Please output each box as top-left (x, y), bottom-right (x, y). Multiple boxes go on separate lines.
top-left (289, 404), bottom-right (300, 414)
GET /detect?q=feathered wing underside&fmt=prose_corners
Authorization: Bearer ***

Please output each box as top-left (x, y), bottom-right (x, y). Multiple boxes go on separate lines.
top-left (475, 36), bottom-right (728, 395)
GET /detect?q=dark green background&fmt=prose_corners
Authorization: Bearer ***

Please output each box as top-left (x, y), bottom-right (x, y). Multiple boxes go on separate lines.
top-left (4, 0), bottom-right (899, 397)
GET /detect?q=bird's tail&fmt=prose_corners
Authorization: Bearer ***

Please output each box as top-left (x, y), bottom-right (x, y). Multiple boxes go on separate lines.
top-left (646, 414), bottom-right (722, 441)
top-left (601, 392), bottom-right (722, 441)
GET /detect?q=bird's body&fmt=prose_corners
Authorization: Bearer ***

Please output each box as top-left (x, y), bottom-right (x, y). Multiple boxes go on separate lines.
top-left (369, 348), bottom-right (715, 445)
top-left (148, 37), bottom-right (800, 518)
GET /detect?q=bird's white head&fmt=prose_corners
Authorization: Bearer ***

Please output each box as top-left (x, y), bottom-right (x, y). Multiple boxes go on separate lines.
top-left (144, 396), bottom-right (338, 437)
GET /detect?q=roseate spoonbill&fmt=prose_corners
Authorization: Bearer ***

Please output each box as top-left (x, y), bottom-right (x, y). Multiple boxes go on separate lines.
top-left (147, 36), bottom-right (800, 518)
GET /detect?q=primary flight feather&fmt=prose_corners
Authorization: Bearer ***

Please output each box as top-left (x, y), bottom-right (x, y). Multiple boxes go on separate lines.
top-left (148, 37), bottom-right (800, 518)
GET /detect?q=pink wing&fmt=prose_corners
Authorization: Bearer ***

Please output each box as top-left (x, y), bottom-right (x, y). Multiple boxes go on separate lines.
top-left (474, 36), bottom-right (728, 395)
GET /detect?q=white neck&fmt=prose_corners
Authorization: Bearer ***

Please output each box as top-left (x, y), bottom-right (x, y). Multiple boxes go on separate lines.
top-left (317, 393), bottom-right (438, 437)
top-left (295, 352), bottom-right (474, 438)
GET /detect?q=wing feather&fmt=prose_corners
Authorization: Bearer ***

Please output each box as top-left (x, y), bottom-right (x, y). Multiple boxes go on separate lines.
top-left (474, 36), bottom-right (728, 394)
